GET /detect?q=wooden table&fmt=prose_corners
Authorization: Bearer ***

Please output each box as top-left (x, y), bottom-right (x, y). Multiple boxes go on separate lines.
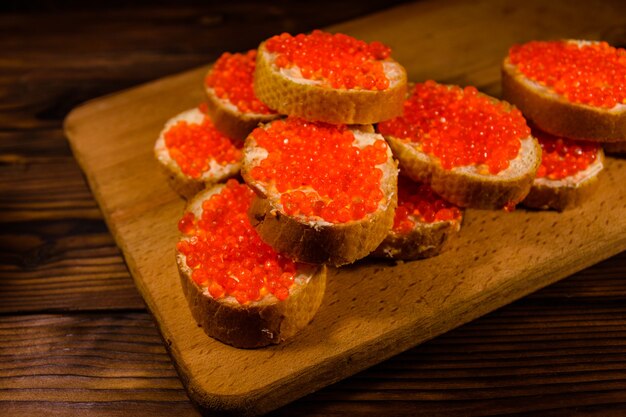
top-left (2, 1), bottom-right (626, 416)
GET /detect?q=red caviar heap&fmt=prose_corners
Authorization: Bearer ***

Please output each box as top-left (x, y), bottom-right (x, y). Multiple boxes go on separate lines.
top-left (164, 108), bottom-right (242, 179)
top-left (177, 180), bottom-right (297, 304)
top-left (534, 130), bottom-right (599, 180)
top-left (264, 30), bottom-right (392, 90)
top-left (249, 118), bottom-right (388, 223)
top-left (205, 50), bottom-right (274, 114)
top-left (393, 178), bottom-right (462, 233)
top-left (378, 81), bottom-right (529, 174)
top-left (509, 40), bottom-right (626, 108)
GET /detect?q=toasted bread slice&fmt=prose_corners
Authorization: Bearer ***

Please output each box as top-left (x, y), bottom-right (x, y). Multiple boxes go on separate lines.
top-left (204, 50), bottom-right (281, 141)
top-left (177, 183), bottom-right (327, 348)
top-left (523, 147), bottom-right (604, 211)
top-left (379, 82), bottom-right (541, 209)
top-left (385, 134), bottom-right (540, 209)
top-left (372, 180), bottom-right (463, 260)
top-left (241, 121), bottom-right (398, 266)
top-left (253, 37), bottom-right (407, 124)
top-left (372, 218), bottom-right (461, 260)
top-left (205, 85), bottom-right (280, 141)
top-left (154, 108), bottom-right (241, 199)
top-left (501, 40), bottom-right (626, 143)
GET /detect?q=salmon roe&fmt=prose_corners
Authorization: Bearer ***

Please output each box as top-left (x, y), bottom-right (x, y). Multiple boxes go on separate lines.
top-left (264, 30), bottom-right (392, 90)
top-left (249, 118), bottom-right (389, 223)
top-left (509, 40), bottom-right (626, 108)
top-left (534, 129), bottom-right (599, 180)
top-left (205, 50), bottom-right (274, 114)
top-left (164, 107), bottom-right (242, 179)
top-left (393, 177), bottom-right (462, 233)
top-left (177, 180), bottom-right (297, 304)
top-left (378, 81), bottom-right (529, 174)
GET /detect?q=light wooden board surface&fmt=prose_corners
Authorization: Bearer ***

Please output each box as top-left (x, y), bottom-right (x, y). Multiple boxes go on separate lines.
top-left (64, 0), bottom-right (626, 415)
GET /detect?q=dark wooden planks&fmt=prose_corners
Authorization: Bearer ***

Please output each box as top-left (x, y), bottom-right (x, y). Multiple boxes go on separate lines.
top-left (2, 0), bottom-right (626, 416)
top-left (0, 2), bottom-right (409, 128)
top-left (0, 313), bottom-right (199, 416)
top-left (0, 129), bottom-right (100, 221)
top-left (0, 128), bottom-right (142, 312)
top-left (3, 275), bottom-right (626, 417)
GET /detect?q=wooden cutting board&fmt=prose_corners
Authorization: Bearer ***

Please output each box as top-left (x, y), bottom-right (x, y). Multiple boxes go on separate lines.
top-left (64, 0), bottom-right (626, 415)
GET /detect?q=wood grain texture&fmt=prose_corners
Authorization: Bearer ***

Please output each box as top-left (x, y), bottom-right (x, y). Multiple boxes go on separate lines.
top-left (0, 129), bottom-right (143, 312)
top-left (1, 252), bottom-right (625, 417)
top-left (0, 130), bottom-right (101, 221)
top-left (277, 298), bottom-right (626, 416)
top-left (0, 313), bottom-right (199, 417)
top-left (4, 1), bottom-right (626, 416)
top-left (0, 0), bottom-right (405, 315)
top-left (63, 0), bottom-right (626, 415)
top-left (0, 224), bottom-right (143, 313)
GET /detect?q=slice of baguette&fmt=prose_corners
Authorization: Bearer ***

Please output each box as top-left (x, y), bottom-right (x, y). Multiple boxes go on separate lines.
top-left (177, 184), bottom-right (327, 349)
top-left (523, 147), bottom-right (605, 211)
top-left (253, 41), bottom-right (407, 124)
top-left (501, 46), bottom-right (626, 143)
top-left (154, 108), bottom-right (241, 199)
top-left (371, 219), bottom-right (461, 261)
top-left (242, 123), bottom-right (398, 266)
top-left (204, 49), bottom-right (280, 141)
top-left (205, 85), bottom-right (280, 141)
top-left (384, 134), bottom-right (541, 209)
top-left (371, 179), bottom-right (463, 260)
top-left (371, 214), bottom-right (462, 260)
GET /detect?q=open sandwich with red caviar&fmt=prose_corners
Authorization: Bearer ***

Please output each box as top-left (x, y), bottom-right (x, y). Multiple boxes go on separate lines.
top-left (204, 50), bottom-right (280, 141)
top-left (154, 104), bottom-right (242, 199)
top-left (254, 30), bottom-right (407, 124)
top-left (242, 117), bottom-right (398, 266)
top-left (502, 40), bottom-right (626, 143)
top-left (378, 81), bottom-right (541, 210)
top-left (176, 180), bottom-right (326, 348)
top-left (522, 129), bottom-right (604, 211)
top-left (371, 177), bottom-right (463, 260)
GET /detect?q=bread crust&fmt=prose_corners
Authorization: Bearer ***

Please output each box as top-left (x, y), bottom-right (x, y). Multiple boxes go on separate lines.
top-left (159, 166), bottom-right (206, 200)
top-left (247, 192), bottom-right (396, 266)
top-left (242, 124), bottom-right (398, 266)
top-left (177, 185), bottom-right (327, 348)
top-left (154, 108), bottom-right (241, 199)
top-left (522, 148), bottom-right (604, 211)
top-left (502, 58), bottom-right (626, 143)
top-left (371, 217), bottom-right (462, 260)
top-left (204, 84), bottom-right (280, 142)
top-left (253, 42), bottom-right (407, 124)
top-left (385, 135), bottom-right (541, 209)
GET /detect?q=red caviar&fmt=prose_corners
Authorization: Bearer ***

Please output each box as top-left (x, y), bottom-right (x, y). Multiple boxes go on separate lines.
top-left (176, 180), bottom-right (297, 304)
top-left (534, 129), bottom-right (599, 180)
top-left (205, 50), bottom-right (274, 114)
top-left (264, 30), bottom-right (392, 90)
top-left (509, 40), bottom-right (626, 108)
top-left (164, 110), bottom-right (242, 179)
top-left (249, 118), bottom-right (389, 223)
top-left (198, 102), bottom-right (209, 114)
top-left (393, 177), bottom-right (462, 233)
top-left (378, 81), bottom-right (529, 174)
